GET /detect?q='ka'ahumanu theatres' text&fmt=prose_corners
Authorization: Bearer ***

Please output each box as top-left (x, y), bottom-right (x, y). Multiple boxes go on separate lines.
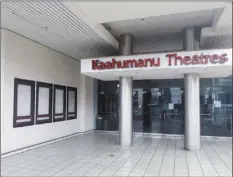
top-left (92, 53), bottom-right (228, 70)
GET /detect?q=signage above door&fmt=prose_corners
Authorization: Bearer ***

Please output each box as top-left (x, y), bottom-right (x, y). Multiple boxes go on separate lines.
top-left (91, 52), bottom-right (228, 70)
top-left (167, 53), bottom-right (228, 66)
top-left (92, 58), bottom-right (160, 70)
top-left (81, 48), bottom-right (232, 80)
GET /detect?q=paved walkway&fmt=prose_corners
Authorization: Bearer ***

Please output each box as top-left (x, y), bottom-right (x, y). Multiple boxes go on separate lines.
top-left (1, 132), bottom-right (232, 176)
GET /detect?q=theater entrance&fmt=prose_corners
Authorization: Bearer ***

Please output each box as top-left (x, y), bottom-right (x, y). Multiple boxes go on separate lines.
top-left (132, 79), bottom-right (185, 135)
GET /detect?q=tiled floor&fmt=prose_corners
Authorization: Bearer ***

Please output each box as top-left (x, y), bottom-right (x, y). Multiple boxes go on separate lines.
top-left (1, 132), bottom-right (232, 177)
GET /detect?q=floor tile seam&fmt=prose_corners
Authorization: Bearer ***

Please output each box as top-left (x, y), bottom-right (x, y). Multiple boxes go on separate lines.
top-left (201, 143), bottom-right (220, 176)
top-left (81, 146), bottom-right (124, 176)
top-left (212, 142), bottom-right (232, 158)
top-left (67, 145), bottom-right (120, 176)
top-left (173, 139), bottom-right (177, 176)
top-left (4, 147), bottom-right (77, 175)
top-left (210, 142), bottom-right (232, 173)
top-left (203, 145), bottom-right (229, 162)
top-left (194, 149), bottom-right (205, 176)
top-left (213, 139), bottom-right (232, 157)
top-left (157, 139), bottom-right (169, 177)
top-left (96, 138), bottom-right (147, 176)
top-left (53, 145), bottom-right (114, 176)
top-left (113, 139), bottom-right (155, 176)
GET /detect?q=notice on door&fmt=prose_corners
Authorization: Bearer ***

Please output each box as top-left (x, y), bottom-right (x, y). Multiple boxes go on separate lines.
top-left (214, 101), bottom-right (221, 108)
top-left (168, 103), bottom-right (174, 110)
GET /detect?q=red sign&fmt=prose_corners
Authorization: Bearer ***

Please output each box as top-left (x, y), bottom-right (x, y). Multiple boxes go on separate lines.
top-left (92, 58), bottom-right (160, 70)
top-left (92, 53), bottom-right (228, 70)
top-left (166, 53), bottom-right (228, 66)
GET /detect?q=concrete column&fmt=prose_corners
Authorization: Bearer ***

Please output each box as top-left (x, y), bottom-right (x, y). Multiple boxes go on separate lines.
top-left (119, 33), bottom-right (133, 147)
top-left (184, 74), bottom-right (200, 150)
top-left (183, 27), bottom-right (201, 150)
top-left (183, 26), bottom-right (201, 51)
top-left (119, 33), bottom-right (133, 56)
top-left (93, 79), bottom-right (98, 130)
top-left (119, 76), bottom-right (133, 147)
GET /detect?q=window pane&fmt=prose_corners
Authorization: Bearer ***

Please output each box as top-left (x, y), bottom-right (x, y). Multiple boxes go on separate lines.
top-left (200, 77), bottom-right (232, 137)
top-left (68, 90), bottom-right (75, 112)
top-left (55, 89), bottom-right (64, 114)
top-left (17, 85), bottom-right (31, 116)
top-left (38, 87), bottom-right (49, 115)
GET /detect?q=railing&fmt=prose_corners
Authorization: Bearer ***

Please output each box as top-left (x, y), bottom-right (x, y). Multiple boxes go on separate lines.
top-left (164, 113), bottom-right (183, 120)
top-left (200, 113), bottom-right (232, 133)
top-left (151, 113), bottom-right (162, 120)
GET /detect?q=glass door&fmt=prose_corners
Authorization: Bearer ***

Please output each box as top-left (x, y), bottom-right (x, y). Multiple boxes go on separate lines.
top-left (162, 87), bottom-right (184, 135)
top-left (96, 80), bottom-right (119, 131)
top-left (132, 88), bottom-right (144, 132)
top-left (133, 79), bottom-right (184, 135)
top-left (133, 79), bottom-right (184, 134)
top-left (149, 87), bottom-right (184, 135)
top-left (150, 88), bottom-right (162, 134)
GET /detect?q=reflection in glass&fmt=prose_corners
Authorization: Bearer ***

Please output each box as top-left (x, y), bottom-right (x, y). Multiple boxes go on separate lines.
top-left (96, 76), bottom-right (232, 137)
top-left (96, 81), bottom-right (119, 131)
top-left (200, 76), bottom-right (232, 137)
top-left (133, 79), bottom-right (184, 135)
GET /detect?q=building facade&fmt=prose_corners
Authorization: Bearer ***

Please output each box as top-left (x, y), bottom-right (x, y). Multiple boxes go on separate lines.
top-left (1, 2), bottom-right (232, 155)
top-left (81, 30), bottom-right (232, 150)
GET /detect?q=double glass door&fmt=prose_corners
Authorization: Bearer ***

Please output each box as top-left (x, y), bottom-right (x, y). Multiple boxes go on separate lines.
top-left (133, 80), bottom-right (184, 135)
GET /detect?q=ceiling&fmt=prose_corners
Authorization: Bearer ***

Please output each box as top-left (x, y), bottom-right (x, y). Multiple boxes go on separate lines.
top-left (1, 1), bottom-right (232, 61)
top-left (75, 1), bottom-right (232, 50)
top-left (103, 9), bottom-right (218, 38)
top-left (72, 2), bottom-right (228, 24)
top-left (101, 6), bottom-right (232, 50)
top-left (1, 1), bottom-right (119, 60)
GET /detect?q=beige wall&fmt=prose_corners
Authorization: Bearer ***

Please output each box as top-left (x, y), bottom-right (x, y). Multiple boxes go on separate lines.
top-left (79, 75), bottom-right (95, 132)
top-left (1, 29), bottom-right (94, 154)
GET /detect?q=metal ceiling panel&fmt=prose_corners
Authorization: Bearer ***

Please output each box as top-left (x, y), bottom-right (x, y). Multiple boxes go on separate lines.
top-left (1, 1), bottom-right (119, 60)
top-left (201, 35), bottom-right (232, 49)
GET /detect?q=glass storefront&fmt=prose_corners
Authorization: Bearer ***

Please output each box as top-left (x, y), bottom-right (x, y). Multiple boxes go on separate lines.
top-left (96, 76), bottom-right (232, 137)
top-left (200, 76), bottom-right (232, 137)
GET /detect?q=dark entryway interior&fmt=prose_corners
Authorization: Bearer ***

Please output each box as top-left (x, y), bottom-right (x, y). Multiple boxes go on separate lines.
top-left (96, 77), bottom-right (232, 137)
top-left (132, 79), bottom-right (184, 135)
top-left (96, 79), bottom-right (185, 135)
